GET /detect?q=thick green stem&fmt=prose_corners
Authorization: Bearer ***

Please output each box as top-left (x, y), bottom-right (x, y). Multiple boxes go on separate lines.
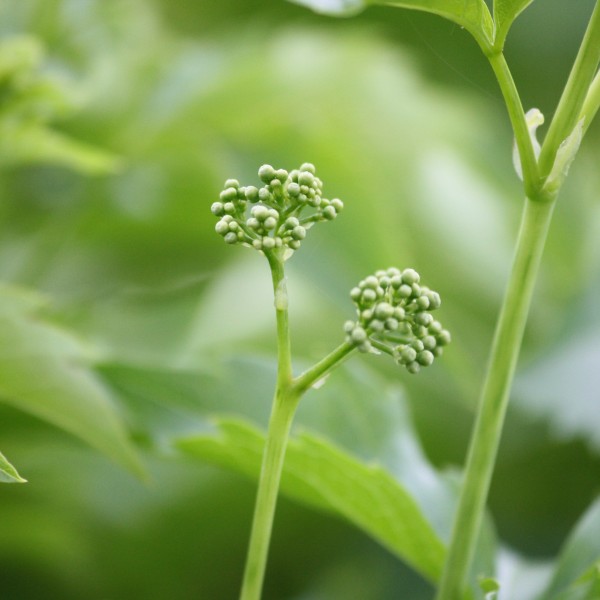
top-left (239, 250), bottom-right (296, 600)
top-left (435, 197), bottom-right (555, 600)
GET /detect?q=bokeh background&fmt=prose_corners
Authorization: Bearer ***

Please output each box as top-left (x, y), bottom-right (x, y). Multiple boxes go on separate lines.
top-left (1, 0), bottom-right (599, 598)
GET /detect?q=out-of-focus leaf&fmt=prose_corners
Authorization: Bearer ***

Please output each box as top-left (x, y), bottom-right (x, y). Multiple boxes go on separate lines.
top-left (497, 550), bottom-right (553, 600)
top-left (0, 284), bottom-right (144, 477)
top-left (540, 498), bottom-right (600, 600)
top-left (493, 0), bottom-right (535, 49)
top-left (103, 354), bottom-right (496, 590)
top-left (0, 450), bottom-right (26, 483)
top-left (514, 329), bottom-right (600, 453)
top-left (0, 34), bottom-right (119, 174)
top-left (0, 125), bottom-right (120, 174)
top-left (291, 0), bottom-right (494, 48)
top-left (178, 418), bottom-right (446, 583)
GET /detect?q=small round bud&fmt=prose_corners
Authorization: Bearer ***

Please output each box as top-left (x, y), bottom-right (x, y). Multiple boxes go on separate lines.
top-left (417, 296), bottom-right (430, 310)
top-left (402, 269), bottom-right (420, 285)
top-left (292, 226), bottom-right (306, 240)
top-left (364, 276), bottom-right (379, 290)
top-left (394, 307), bottom-right (406, 320)
top-left (350, 287), bottom-right (362, 301)
top-left (344, 321), bottom-right (355, 333)
top-left (245, 186), bottom-right (259, 202)
top-left (351, 327), bottom-right (367, 344)
top-left (438, 330), bottom-right (452, 345)
top-left (224, 179), bottom-right (240, 189)
top-left (401, 346), bottom-right (417, 363)
top-left (417, 350), bottom-right (434, 366)
top-left (322, 206), bottom-right (337, 220)
top-left (259, 187), bottom-right (272, 202)
top-left (429, 320), bottom-right (443, 334)
top-left (412, 340), bottom-right (425, 353)
top-left (258, 164), bottom-right (276, 183)
top-left (331, 198), bottom-right (344, 212)
top-left (224, 232), bottom-right (238, 244)
top-left (287, 182), bottom-right (300, 198)
top-left (370, 319), bottom-right (384, 333)
top-left (415, 312), bottom-right (433, 326)
top-left (264, 216), bottom-right (278, 230)
top-left (358, 340), bottom-right (372, 353)
top-left (285, 217), bottom-right (300, 228)
top-left (375, 302), bottom-right (394, 320)
top-left (215, 220), bottom-right (230, 235)
top-left (223, 202), bottom-right (236, 214)
top-left (275, 169), bottom-right (288, 182)
top-left (247, 217), bottom-right (259, 230)
top-left (211, 202), bottom-right (224, 216)
top-left (407, 362), bottom-right (421, 374)
top-left (288, 240), bottom-right (301, 250)
top-left (298, 171), bottom-right (315, 186)
top-left (423, 336), bottom-right (437, 351)
top-left (252, 239), bottom-right (262, 250)
top-left (300, 162), bottom-right (316, 174)
top-left (362, 289), bottom-right (377, 303)
top-left (262, 236), bottom-right (275, 250)
top-left (251, 205), bottom-right (269, 220)
top-left (390, 275), bottom-right (403, 289)
top-left (427, 291), bottom-right (441, 310)
top-left (398, 284), bottom-right (412, 298)
top-left (385, 318), bottom-right (399, 331)
top-left (220, 187), bottom-right (238, 202)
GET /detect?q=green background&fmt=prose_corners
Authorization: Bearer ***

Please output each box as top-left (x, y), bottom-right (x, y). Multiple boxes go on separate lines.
top-left (0, 1), bottom-right (599, 598)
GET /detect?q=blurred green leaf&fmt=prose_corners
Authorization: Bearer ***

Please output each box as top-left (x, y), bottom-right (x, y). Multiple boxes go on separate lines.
top-left (0, 450), bottom-right (26, 483)
top-left (291, 0), bottom-right (494, 48)
top-left (540, 498), bottom-right (600, 600)
top-left (178, 418), bottom-right (446, 583)
top-left (0, 284), bottom-right (144, 478)
top-left (493, 0), bottom-right (535, 49)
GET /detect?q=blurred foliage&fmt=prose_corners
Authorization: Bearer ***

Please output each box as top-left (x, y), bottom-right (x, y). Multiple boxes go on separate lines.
top-left (0, 0), bottom-right (599, 598)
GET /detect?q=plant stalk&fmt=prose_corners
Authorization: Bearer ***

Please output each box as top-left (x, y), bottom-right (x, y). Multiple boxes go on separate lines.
top-left (239, 251), bottom-right (297, 600)
top-left (435, 197), bottom-right (555, 600)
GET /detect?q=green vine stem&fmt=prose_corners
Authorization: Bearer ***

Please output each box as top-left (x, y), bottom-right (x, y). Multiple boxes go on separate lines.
top-left (435, 197), bottom-right (555, 600)
top-left (579, 69), bottom-right (600, 135)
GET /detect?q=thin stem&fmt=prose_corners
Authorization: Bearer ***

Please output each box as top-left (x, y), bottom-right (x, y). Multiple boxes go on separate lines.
top-left (486, 52), bottom-right (541, 199)
top-left (239, 250), bottom-right (296, 600)
top-left (538, 1), bottom-right (600, 180)
top-left (292, 340), bottom-right (355, 396)
top-left (579, 68), bottom-right (600, 136)
top-left (435, 197), bottom-right (555, 600)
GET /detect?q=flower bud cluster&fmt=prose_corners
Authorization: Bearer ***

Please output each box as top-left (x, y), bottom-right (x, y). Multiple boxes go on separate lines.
top-left (344, 267), bottom-right (450, 374)
top-left (211, 163), bottom-right (343, 256)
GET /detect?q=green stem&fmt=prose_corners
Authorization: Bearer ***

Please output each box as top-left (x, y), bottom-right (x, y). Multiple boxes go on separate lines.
top-left (435, 197), bottom-right (555, 600)
top-left (239, 250), bottom-right (296, 600)
top-left (538, 1), bottom-right (600, 180)
top-left (486, 51), bottom-right (540, 199)
top-left (579, 68), bottom-right (600, 135)
top-left (239, 387), bottom-right (300, 600)
top-left (292, 340), bottom-right (355, 396)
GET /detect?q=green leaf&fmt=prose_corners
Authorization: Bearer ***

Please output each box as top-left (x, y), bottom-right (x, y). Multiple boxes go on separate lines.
top-left (493, 0), bottom-right (535, 49)
top-left (290, 0), bottom-right (494, 49)
top-left (0, 450), bottom-right (26, 483)
top-left (0, 284), bottom-right (144, 478)
top-left (178, 418), bottom-right (446, 583)
top-left (540, 498), bottom-right (600, 600)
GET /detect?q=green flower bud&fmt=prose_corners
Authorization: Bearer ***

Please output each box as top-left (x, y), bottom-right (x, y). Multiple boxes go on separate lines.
top-left (286, 216), bottom-right (300, 228)
top-left (245, 186), bottom-right (259, 202)
top-left (385, 318), bottom-right (399, 331)
top-left (370, 319), bottom-right (384, 333)
top-left (438, 330), bottom-right (452, 345)
top-left (362, 289), bottom-right (377, 303)
top-left (275, 169), bottom-right (288, 182)
top-left (259, 187), bottom-right (272, 202)
top-left (417, 350), bottom-right (434, 366)
top-left (223, 202), bottom-right (236, 214)
top-left (351, 327), bottom-right (367, 343)
top-left (292, 226), bottom-right (306, 240)
top-left (423, 336), bottom-right (437, 350)
top-left (264, 216), bottom-right (278, 230)
top-left (262, 236), bottom-right (275, 250)
top-left (350, 287), bottom-right (362, 301)
top-left (375, 302), bottom-right (394, 320)
top-left (287, 182), bottom-right (301, 198)
top-left (224, 232), bottom-right (238, 244)
top-left (224, 178), bottom-right (240, 189)
top-left (407, 362), bottom-right (421, 374)
top-left (398, 284), bottom-right (412, 298)
top-left (415, 312), bottom-right (433, 326)
top-left (220, 187), bottom-right (238, 202)
top-left (322, 205), bottom-right (337, 220)
top-left (251, 205), bottom-right (269, 220)
top-left (247, 217), bottom-right (259, 230)
top-left (344, 320), bottom-right (355, 333)
top-left (258, 164), bottom-right (276, 183)
top-left (215, 220), bottom-right (230, 235)
top-left (331, 198), bottom-right (344, 212)
top-left (298, 171), bottom-right (315, 186)
top-left (402, 268), bottom-right (420, 285)
top-left (401, 346), bottom-right (417, 363)
top-left (211, 202), bottom-right (224, 216)
top-left (288, 240), bottom-right (301, 250)
top-left (300, 162), bottom-right (316, 174)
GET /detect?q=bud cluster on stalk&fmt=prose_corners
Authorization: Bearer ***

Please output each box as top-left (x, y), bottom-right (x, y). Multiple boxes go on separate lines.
top-left (344, 268), bottom-right (451, 373)
top-left (211, 162), bottom-right (343, 257)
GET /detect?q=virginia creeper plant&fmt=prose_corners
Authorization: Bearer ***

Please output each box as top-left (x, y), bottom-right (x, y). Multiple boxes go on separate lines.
top-left (211, 163), bottom-right (451, 599)
top-left (284, 0), bottom-right (600, 599)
